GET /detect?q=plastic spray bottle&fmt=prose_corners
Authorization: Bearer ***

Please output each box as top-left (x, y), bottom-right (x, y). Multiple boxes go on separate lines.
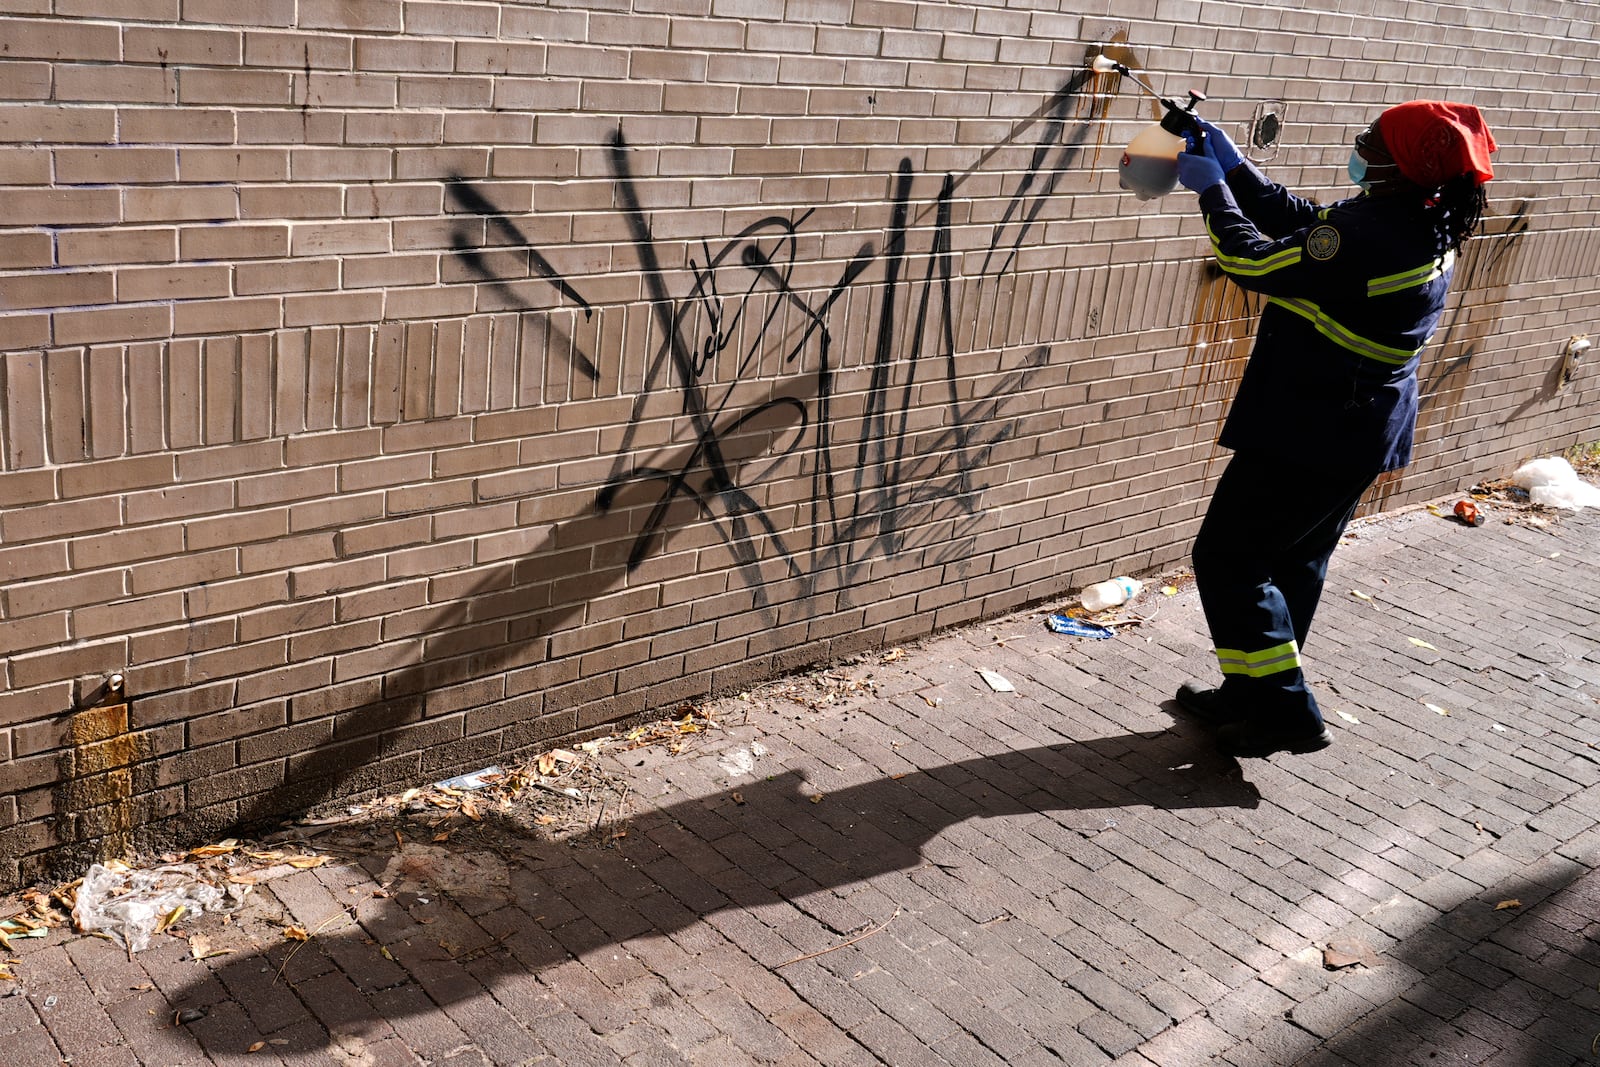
top-left (1092, 54), bottom-right (1208, 201)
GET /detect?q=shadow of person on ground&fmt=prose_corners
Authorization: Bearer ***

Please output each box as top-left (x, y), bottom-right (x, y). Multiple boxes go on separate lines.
top-left (162, 732), bottom-right (1259, 1058)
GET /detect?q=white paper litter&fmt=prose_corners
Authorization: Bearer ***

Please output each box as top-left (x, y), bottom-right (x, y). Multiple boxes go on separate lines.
top-left (435, 765), bottom-right (504, 791)
top-left (1513, 456), bottom-right (1600, 510)
top-left (977, 669), bottom-right (1015, 693)
top-left (72, 863), bottom-right (248, 954)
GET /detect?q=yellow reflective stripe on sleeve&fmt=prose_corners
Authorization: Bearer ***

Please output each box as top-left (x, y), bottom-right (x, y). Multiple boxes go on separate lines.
top-left (1368, 251), bottom-right (1454, 297)
top-left (1205, 218), bottom-right (1303, 277)
top-left (1215, 640), bottom-right (1302, 678)
top-left (1268, 296), bottom-right (1421, 365)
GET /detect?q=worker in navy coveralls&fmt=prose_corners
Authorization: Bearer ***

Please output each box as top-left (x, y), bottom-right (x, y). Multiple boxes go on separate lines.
top-left (1172, 101), bottom-right (1499, 758)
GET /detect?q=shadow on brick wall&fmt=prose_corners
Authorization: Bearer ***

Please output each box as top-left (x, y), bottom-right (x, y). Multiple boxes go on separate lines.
top-left (212, 382), bottom-right (849, 835)
top-left (222, 468), bottom-right (750, 837)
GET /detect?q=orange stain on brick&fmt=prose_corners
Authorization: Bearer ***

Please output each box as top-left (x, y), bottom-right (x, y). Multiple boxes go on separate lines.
top-left (1185, 265), bottom-right (1256, 428)
top-left (62, 702), bottom-right (147, 861)
top-left (1083, 35), bottom-right (1144, 161)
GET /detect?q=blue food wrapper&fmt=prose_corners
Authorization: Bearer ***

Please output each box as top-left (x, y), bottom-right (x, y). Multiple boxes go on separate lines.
top-left (1046, 614), bottom-right (1115, 639)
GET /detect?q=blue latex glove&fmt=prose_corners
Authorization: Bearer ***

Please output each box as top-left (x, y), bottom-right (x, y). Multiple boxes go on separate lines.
top-left (1191, 118), bottom-right (1244, 171)
top-left (1177, 150), bottom-right (1225, 193)
top-left (1184, 119), bottom-right (1241, 171)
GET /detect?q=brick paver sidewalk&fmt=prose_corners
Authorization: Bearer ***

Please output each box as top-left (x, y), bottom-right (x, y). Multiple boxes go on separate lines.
top-left (4, 500), bottom-right (1599, 1066)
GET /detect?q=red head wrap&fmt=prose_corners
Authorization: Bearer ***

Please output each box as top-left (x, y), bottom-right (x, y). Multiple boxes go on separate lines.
top-left (1376, 100), bottom-right (1497, 187)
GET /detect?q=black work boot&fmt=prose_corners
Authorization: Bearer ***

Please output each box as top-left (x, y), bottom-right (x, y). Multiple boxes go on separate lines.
top-left (1215, 718), bottom-right (1333, 758)
top-left (1174, 681), bottom-right (1247, 727)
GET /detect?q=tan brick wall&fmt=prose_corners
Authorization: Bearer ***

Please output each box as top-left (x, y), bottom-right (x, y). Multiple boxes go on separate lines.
top-left (1, 1), bottom-right (1598, 887)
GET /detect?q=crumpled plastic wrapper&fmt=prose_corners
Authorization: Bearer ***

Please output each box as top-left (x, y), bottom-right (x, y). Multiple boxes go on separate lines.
top-left (72, 863), bottom-right (249, 954)
top-left (1514, 456), bottom-right (1600, 511)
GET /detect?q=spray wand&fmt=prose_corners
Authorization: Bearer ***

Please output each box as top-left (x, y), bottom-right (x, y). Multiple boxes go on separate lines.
top-left (1092, 54), bottom-right (1209, 200)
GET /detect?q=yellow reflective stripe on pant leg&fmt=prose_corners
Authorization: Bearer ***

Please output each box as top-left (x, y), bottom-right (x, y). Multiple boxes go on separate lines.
top-left (1215, 640), bottom-right (1302, 678)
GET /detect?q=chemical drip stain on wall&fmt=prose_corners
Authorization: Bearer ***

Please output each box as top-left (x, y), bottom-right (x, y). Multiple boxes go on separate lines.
top-left (1083, 35), bottom-right (1142, 162)
top-left (1185, 262), bottom-right (1258, 436)
top-left (59, 698), bottom-right (147, 863)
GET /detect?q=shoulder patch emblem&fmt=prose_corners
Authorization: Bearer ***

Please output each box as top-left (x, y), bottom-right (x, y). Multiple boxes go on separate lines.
top-left (1306, 225), bottom-right (1341, 261)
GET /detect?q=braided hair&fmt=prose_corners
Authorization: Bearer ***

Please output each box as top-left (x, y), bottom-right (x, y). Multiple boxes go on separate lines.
top-left (1423, 174), bottom-right (1489, 255)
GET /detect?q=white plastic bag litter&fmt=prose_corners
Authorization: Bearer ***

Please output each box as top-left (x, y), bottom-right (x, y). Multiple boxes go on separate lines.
top-left (72, 862), bottom-right (248, 954)
top-left (1512, 456), bottom-right (1600, 510)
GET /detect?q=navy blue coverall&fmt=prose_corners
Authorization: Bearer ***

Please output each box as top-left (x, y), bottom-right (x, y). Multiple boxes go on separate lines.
top-left (1192, 161), bottom-right (1455, 730)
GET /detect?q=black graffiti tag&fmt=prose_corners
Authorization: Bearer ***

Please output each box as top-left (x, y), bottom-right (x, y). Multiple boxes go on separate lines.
top-left (450, 71), bottom-right (1103, 601)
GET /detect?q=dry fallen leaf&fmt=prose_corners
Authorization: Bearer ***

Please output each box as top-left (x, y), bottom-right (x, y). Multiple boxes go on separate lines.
top-left (537, 752), bottom-right (558, 776)
top-left (227, 873), bottom-right (257, 887)
top-left (1408, 637), bottom-right (1439, 650)
top-left (809, 794), bottom-right (824, 804)
top-left (1495, 899), bottom-right (1522, 911)
top-left (248, 1041), bottom-right (266, 1053)
top-left (1351, 590), bottom-right (1374, 602)
top-left (731, 792), bottom-right (745, 805)
top-left (154, 906), bottom-right (187, 935)
top-left (1335, 710), bottom-right (1361, 725)
top-left (190, 934), bottom-right (229, 961)
top-left (534, 815), bottom-right (559, 826)
top-left (188, 839), bottom-right (240, 858)
top-left (1424, 702), bottom-right (1450, 716)
top-left (1322, 939), bottom-right (1379, 970)
top-left (283, 926), bottom-right (310, 942)
top-left (287, 855), bottom-right (330, 870)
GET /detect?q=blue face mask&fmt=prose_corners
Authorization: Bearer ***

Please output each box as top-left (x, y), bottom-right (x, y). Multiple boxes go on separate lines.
top-left (1348, 151), bottom-right (1372, 191)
